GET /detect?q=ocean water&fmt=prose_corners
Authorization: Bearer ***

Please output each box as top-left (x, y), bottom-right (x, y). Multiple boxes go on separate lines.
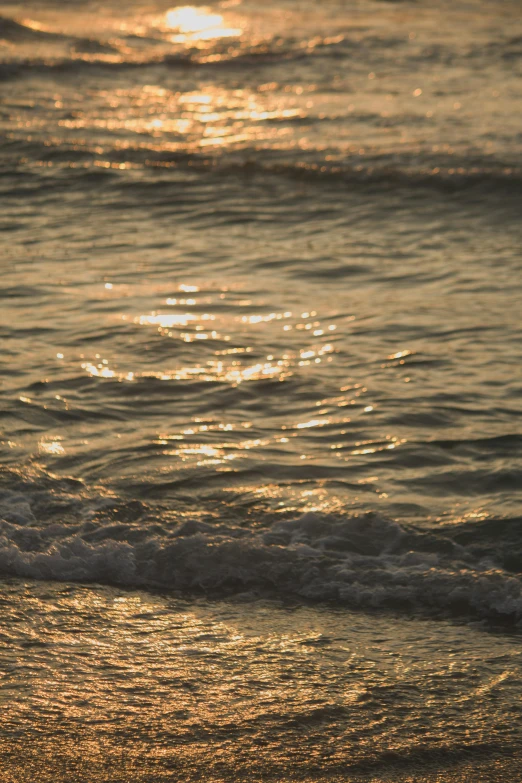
top-left (1, 0), bottom-right (522, 779)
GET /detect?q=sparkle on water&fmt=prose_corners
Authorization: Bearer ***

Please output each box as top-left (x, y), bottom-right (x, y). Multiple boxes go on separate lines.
top-left (164, 5), bottom-right (242, 41)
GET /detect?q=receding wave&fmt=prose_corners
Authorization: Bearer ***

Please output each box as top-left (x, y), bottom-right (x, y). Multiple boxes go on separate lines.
top-left (1, 467), bottom-right (521, 627)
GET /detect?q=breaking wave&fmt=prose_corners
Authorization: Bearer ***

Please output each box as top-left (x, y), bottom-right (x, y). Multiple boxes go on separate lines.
top-left (1, 468), bottom-right (521, 627)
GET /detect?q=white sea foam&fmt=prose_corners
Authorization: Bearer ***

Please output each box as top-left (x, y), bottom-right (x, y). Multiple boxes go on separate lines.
top-left (1, 477), bottom-right (521, 625)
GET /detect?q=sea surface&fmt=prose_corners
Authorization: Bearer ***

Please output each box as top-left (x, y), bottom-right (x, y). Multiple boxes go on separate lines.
top-left (1, 0), bottom-right (522, 780)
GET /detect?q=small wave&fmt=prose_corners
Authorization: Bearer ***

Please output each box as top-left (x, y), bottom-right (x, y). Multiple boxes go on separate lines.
top-left (223, 158), bottom-right (522, 196)
top-left (0, 29), bottom-right (415, 78)
top-left (0, 16), bottom-right (65, 42)
top-left (1, 468), bottom-right (521, 627)
top-left (0, 15), bottom-right (120, 57)
top-left (0, 28), bottom-right (330, 78)
top-left (2, 135), bottom-right (521, 200)
top-left (0, 49), bottom-right (302, 80)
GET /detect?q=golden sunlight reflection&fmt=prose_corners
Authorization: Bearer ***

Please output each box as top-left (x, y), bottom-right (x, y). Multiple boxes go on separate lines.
top-left (240, 482), bottom-right (346, 515)
top-left (295, 419), bottom-right (327, 430)
top-left (56, 81), bottom-right (308, 155)
top-left (84, 304), bottom-right (345, 388)
top-left (332, 436), bottom-right (406, 457)
top-left (161, 435), bottom-right (269, 467)
top-left (138, 313), bottom-right (201, 327)
top-left (78, 295), bottom-right (408, 478)
top-left (136, 311), bottom-right (227, 342)
top-left (165, 6), bottom-right (242, 42)
top-left (39, 438), bottom-right (65, 456)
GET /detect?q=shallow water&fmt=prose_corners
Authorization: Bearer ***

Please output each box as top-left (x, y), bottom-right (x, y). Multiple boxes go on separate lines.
top-left (1, 0), bottom-right (522, 779)
top-left (2, 579), bottom-right (522, 782)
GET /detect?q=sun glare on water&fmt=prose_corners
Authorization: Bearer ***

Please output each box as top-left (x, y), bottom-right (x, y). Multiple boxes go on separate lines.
top-left (165, 6), bottom-right (242, 41)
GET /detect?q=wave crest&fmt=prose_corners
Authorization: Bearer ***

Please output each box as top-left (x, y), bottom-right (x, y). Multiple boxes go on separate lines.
top-left (1, 469), bottom-right (521, 626)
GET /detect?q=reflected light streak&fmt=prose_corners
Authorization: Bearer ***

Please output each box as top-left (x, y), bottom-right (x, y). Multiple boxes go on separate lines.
top-left (82, 362), bottom-right (118, 379)
top-left (164, 436), bottom-right (268, 466)
top-left (295, 419), bottom-right (327, 430)
top-left (242, 312), bottom-right (291, 324)
top-left (388, 350), bottom-right (414, 360)
top-left (88, 304), bottom-right (337, 387)
top-left (39, 439), bottom-right (65, 456)
top-left (137, 313), bottom-right (214, 327)
top-left (165, 6), bottom-right (242, 41)
top-left (81, 357), bottom-right (292, 385)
